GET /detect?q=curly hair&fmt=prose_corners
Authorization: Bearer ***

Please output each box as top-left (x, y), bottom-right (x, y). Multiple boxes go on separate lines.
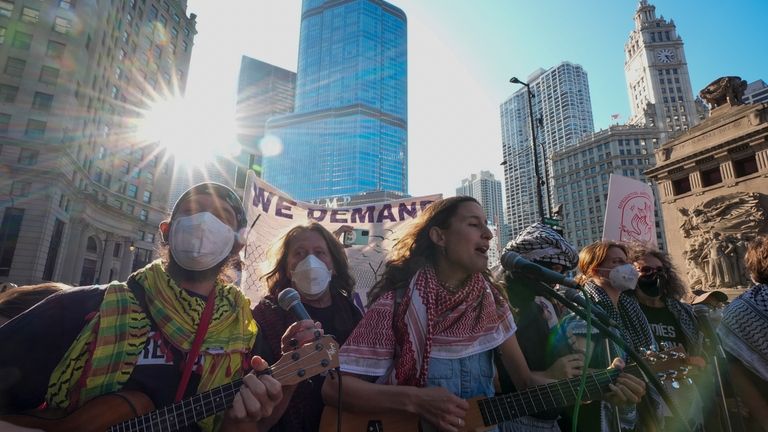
top-left (261, 222), bottom-right (355, 299)
top-left (745, 235), bottom-right (768, 285)
top-left (575, 240), bottom-right (629, 285)
top-left (366, 196), bottom-right (502, 306)
top-left (628, 245), bottom-right (688, 300)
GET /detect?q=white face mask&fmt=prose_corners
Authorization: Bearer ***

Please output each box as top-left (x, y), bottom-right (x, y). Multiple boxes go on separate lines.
top-left (601, 264), bottom-right (639, 292)
top-left (291, 255), bottom-right (332, 300)
top-left (169, 212), bottom-right (235, 271)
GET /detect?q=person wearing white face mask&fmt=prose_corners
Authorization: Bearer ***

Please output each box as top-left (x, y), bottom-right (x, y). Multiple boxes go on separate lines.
top-left (252, 223), bottom-right (362, 432)
top-left (0, 182), bottom-right (321, 432)
top-left (559, 240), bottom-right (661, 432)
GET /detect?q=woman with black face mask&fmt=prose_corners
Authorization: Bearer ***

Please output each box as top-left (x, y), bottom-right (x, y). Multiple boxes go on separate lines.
top-left (629, 246), bottom-right (707, 432)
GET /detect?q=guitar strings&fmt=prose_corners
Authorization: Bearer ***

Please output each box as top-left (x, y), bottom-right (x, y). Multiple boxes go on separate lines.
top-left (110, 346), bottom-right (333, 432)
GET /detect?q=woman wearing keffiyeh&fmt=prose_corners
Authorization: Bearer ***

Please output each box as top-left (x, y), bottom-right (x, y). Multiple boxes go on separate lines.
top-left (718, 235), bottom-right (768, 430)
top-left (560, 240), bottom-right (659, 432)
top-left (322, 198), bottom-right (643, 431)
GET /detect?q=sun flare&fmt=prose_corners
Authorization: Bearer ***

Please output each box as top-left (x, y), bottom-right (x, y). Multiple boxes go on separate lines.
top-left (136, 96), bottom-right (241, 168)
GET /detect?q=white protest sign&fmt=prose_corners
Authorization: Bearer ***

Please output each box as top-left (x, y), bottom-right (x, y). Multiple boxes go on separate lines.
top-left (602, 174), bottom-right (657, 246)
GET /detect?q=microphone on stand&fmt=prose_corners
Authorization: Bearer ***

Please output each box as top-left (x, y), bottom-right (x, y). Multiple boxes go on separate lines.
top-left (562, 287), bottom-right (619, 328)
top-left (501, 250), bottom-right (580, 289)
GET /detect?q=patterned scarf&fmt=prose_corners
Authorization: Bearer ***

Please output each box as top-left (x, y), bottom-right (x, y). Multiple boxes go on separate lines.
top-left (504, 222), bottom-right (579, 269)
top-left (340, 267), bottom-right (516, 386)
top-left (663, 297), bottom-right (701, 355)
top-left (46, 260), bottom-right (257, 431)
top-left (718, 283), bottom-right (768, 381)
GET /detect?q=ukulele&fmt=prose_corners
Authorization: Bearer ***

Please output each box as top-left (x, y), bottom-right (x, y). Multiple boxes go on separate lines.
top-left (3, 335), bottom-right (340, 432)
top-left (319, 348), bottom-right (689, 432)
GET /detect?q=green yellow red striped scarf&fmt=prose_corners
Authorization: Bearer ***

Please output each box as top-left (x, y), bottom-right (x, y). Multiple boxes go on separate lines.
top-left (45, 260), bottom-right (257, 431)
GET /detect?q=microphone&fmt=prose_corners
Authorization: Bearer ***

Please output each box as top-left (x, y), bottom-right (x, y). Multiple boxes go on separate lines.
top-left (277, 288), bottom-right (311, 321)
top-left (501, 250), bottom-right (580, 289)
top-left (562, 287), bottom-right (618, 327)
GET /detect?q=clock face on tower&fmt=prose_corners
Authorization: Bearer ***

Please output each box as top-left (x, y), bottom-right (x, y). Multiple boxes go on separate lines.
top-left (656, 48), bottom-right (675, 63)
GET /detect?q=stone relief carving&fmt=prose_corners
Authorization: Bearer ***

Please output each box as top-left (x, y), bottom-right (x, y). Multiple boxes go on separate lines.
top-left (699, 76), bottom-right (748, 109)
top-left (677, 192), bottom-right (766, 289)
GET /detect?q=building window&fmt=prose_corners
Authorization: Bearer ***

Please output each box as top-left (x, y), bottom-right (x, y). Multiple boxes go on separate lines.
top-left (0, 84), bottom-right (18, 102)
top-left (700, 166), bottom-right (722, 187)
top-left (11, 31), bottom-right (32, 50)
top-left (142, 191), bottom-right (151, 204)
top-left (4, 57), bottom-right (25, 77)
top-left (0, 1), bottom-right (13, 18)
top-left (139, 208), bottom-right (148, 221)
top-left (734, 154), bottom-right (758, 178)
top-left (671, 176), bottom-right (691, 196)
top-left (127, 183), bottom-right (138, 198)
top-left (17, 148), bottom-right (38, 165)
top-left (11, 181), bottom-right (30, 197)
top-left (0, 113), bottom-right (9, 133)
top-left (113, 242), bottom-right (122, 258)
top-left (58, 0), bottom-right (75, 9)
top-left (32, 92), bottom-right (54, 111)
top-left (42, 218), bottom-right (65, 280)
top-left (46, 40), bottom-right (66, 58)
top-left (53, 17), bottom-right (72, 34)
top-left (0, 208), bottom-right (25, 277)
top-left (39, 65), bottom-right (60, 85)
top-left (20, 7), bottom-right (39, 23)
top-left (25, 119), bottom-right (46, 138)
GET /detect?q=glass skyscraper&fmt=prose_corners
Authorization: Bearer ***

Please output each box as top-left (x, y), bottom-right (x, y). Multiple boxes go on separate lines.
top-left (263, 0), bottom-right (407, 201)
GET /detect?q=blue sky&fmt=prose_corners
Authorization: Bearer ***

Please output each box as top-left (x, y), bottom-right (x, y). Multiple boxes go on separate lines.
top-left (185, 0), bottom-right (767, 198)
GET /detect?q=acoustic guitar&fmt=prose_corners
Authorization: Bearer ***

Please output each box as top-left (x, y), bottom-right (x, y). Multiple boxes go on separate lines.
top-left (319, 348), bottom-right (689, 432)
top-left (3, 335), bottom-right (339, 432)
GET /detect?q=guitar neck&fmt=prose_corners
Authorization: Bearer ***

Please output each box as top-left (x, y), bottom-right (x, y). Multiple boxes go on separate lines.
top-left (108, 378), bottom-right (244, 432)
top-left (477, 366), bottom-right (633, 425)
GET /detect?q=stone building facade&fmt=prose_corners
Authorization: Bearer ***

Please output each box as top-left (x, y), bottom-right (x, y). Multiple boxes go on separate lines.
top-left (646, 102), bottom-right (768, 290)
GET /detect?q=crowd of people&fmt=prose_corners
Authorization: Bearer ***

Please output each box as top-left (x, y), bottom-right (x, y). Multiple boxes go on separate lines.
top-left (0, 184), bottom-right (767, 432)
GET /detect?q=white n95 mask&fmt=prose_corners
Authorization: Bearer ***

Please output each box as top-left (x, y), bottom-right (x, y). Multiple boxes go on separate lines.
top-left (607, 264), bottom-right (640, 292)
top-left (169, 212), bottom-right (235, 271)
top-left (291, 255), bottom-right (332, 299)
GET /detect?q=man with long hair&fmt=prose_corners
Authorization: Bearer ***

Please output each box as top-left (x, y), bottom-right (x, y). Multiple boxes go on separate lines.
top-left (0, 182), bottom-right (319, 432)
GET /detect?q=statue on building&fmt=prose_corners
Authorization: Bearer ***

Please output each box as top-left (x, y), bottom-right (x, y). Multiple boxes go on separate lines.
top-left (677, 192), bottom-right (767, 289)
top-left (699, 76), bottom-right (748, 108)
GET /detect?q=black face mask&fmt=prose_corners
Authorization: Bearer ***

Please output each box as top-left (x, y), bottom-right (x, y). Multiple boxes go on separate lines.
top-left (637, 273), bottom-right (661, 297)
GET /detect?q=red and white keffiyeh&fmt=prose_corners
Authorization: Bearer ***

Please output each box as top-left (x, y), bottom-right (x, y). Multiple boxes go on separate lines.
top-left (340, 267), bottom-right (516, 386)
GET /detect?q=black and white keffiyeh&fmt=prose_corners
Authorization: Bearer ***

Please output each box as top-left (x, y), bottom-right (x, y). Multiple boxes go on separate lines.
top-left (505, 223), bottom-right (579, 270)
top-left (718, 283), bottom-right (768, 381)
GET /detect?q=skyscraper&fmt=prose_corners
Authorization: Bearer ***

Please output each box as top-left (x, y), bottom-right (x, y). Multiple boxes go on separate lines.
top-left (0, 0), bottom-right (196, 285)
top-left (263, 0), bottom-right (407, 202)
top-left (743, 79), bottom-right (768, 104)
top-left (234, 56), bottom-right (296, 190)
top-left (500, 62), bottom-right (594, 238)
top-left (624, 0), bottom-right (699, 139)
top-left (456, 171), bottom-right (506, 266)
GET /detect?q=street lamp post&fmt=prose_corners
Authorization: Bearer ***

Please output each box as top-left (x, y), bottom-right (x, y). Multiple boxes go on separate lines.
top-left (510, 76), bottom-right (548, 223)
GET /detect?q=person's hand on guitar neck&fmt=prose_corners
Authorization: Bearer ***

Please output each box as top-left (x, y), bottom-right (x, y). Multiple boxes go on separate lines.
top-left (222, 320), bottom-right (324, 431)
top-left (604, 357), bottom-right (646, 406)
top-left (221, 356), bottom-right (282, 431)
top-left (410, 386), bottom-right (469, 432)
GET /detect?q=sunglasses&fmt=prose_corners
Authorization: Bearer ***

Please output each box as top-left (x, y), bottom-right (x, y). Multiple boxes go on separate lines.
top-left (638, 266), bottom-right (665, 274)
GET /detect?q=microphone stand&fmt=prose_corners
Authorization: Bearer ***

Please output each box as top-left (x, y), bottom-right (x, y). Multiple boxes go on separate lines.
top-left (528, 280), bottom-right (693, 432)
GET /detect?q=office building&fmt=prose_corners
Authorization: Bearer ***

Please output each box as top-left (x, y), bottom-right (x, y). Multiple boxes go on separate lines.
top-left (0, 0), bottom-right (196, 285)
top-left (500, 62), bottom-right (594, 237)
top-left (263, 0), bottom-right (407, 202)
top-left (456, 170), bottom-right (506, 265)
top-left (551, 125), bottom-right (667, 250)
top-left (743, 79), bottom-right (768, 104)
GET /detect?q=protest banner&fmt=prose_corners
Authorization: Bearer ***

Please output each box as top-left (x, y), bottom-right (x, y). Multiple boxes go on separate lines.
top-left (602, 173), bottom-right (657, 246)
top-left (240, 171), bottom-right (442, 308)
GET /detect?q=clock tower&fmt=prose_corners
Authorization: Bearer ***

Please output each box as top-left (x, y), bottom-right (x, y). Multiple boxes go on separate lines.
top-left (624, 1), bottom-right (699, 139)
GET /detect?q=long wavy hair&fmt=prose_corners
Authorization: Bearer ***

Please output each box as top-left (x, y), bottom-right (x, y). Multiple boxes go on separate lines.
top-left (261, 222), bottom-right (355, 299)
top-left (575, 240), bottom-right (629, 285)
top-left (628, 245), bottom-right (688, 300)
top-left (367, 196), bottom-right (501, 306)
top-left (745, 235), bottom-right (768, 284)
